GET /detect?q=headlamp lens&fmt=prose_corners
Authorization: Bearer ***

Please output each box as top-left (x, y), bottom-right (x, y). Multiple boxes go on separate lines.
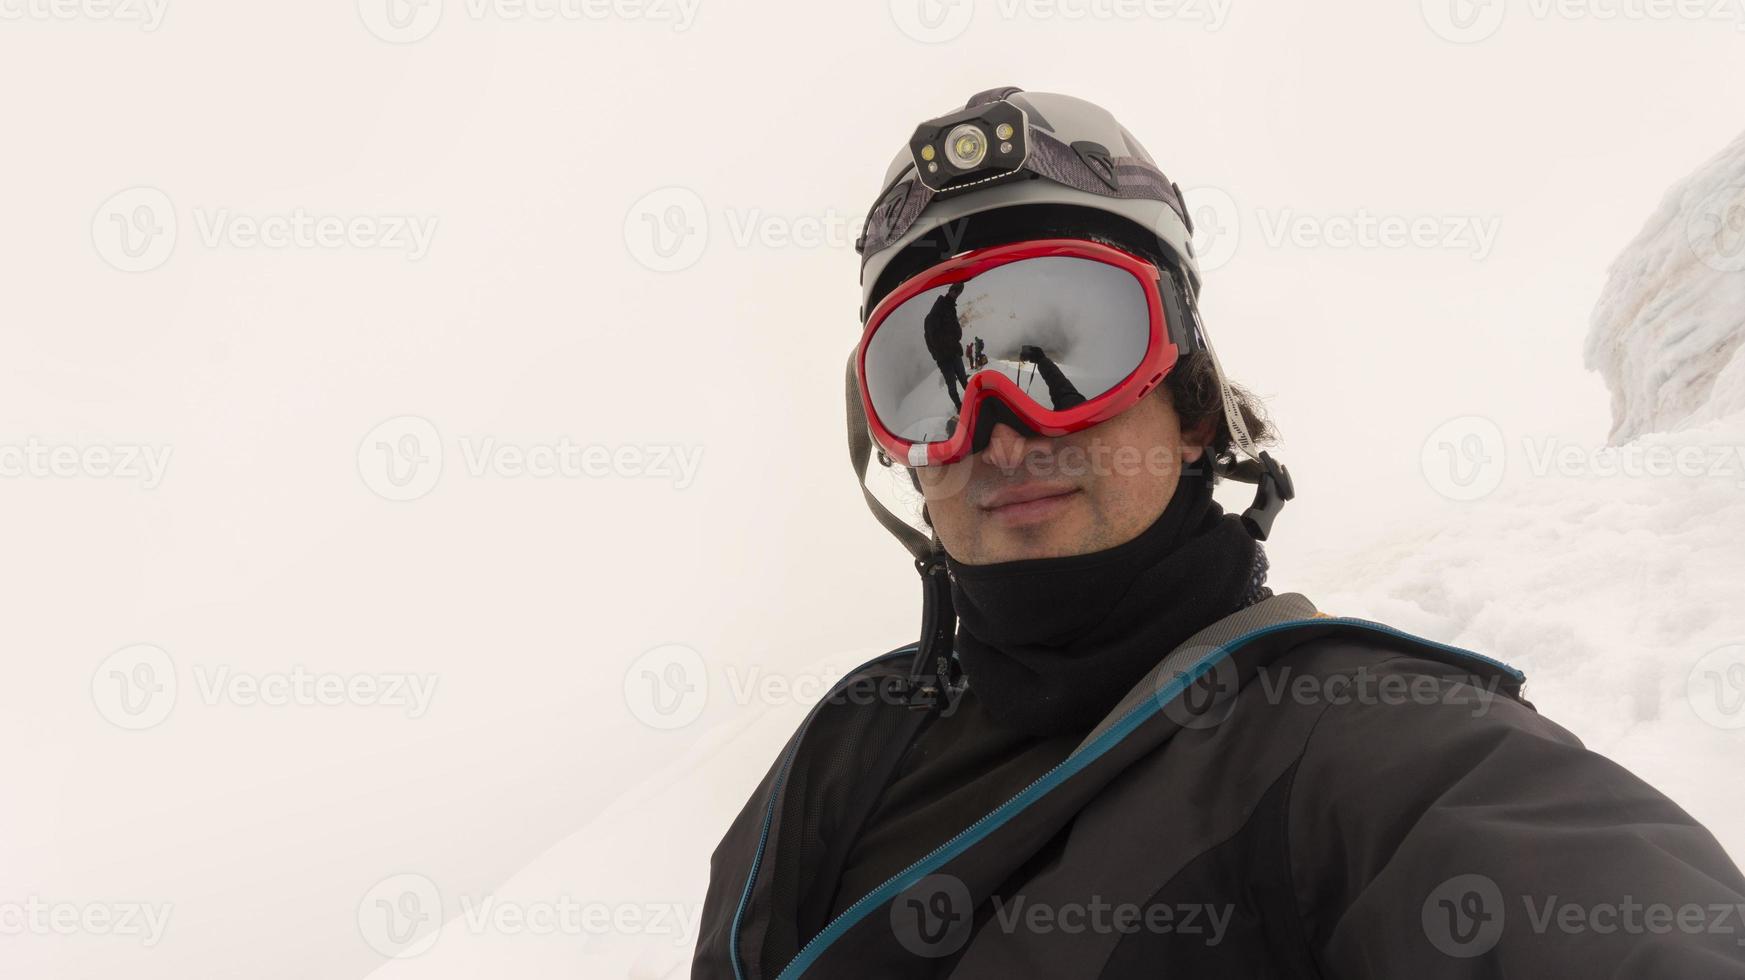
top-left (945, 124), bottom-right (987, 170)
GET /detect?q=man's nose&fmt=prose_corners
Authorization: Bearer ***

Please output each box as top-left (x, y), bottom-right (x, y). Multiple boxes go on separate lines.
top-left (981, 422), bottom-right (1034, 471)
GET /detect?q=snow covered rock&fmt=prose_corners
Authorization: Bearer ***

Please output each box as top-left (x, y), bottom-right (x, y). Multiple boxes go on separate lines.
top-left (1586, 129), bottom-right (1745, 442)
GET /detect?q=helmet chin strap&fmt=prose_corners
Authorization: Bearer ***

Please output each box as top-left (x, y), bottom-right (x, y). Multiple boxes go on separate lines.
top-left (845, 354), bottom-right (964, 712)
top-left (1187, 292), bottom-right (1296, 541)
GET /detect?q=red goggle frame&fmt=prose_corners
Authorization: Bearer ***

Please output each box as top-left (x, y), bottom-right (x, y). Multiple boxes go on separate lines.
top-left (855, 237), bottom-right (1182, 467)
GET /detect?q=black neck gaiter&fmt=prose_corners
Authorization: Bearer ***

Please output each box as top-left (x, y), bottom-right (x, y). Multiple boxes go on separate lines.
top-left (946, 472), bottom-right (1267, 737)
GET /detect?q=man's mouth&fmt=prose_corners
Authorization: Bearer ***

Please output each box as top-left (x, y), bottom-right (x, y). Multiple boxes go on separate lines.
top-left (978, 483), bottom-right (1082, 526)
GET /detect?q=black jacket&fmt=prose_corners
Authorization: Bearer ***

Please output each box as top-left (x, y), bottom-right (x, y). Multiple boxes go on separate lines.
top-left (692, 594), bottom-right (1745, 978)
top-left (923, 294), bottom-right (964, 364)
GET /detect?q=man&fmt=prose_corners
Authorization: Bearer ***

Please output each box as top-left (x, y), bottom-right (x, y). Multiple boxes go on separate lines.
top-left (692, 87), bottom-right (1745, 978)
top-left (924, 281), bottom-right (971, 409)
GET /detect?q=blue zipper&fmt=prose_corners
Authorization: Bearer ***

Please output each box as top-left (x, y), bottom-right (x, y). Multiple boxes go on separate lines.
top-left (733, 617), bottom-right (1521, 979)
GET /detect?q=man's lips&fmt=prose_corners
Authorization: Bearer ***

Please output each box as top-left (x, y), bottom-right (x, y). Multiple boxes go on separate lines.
top-left (977, 483), bottom-right (1082, 525)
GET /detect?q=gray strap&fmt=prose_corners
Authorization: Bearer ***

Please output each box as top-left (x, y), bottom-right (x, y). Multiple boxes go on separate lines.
top-left (846, 352), bottom-right (937, 564)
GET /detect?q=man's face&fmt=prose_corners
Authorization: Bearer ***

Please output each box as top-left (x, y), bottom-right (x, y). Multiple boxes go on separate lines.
top-left (917, 391), bottom-right (1213, 565)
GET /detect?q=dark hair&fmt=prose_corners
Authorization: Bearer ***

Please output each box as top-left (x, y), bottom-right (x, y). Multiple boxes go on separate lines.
top-left (1162, 349), bottom-right (1279, 473)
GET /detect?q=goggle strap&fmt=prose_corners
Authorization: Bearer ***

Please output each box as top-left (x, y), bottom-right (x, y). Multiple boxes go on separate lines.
top-left (1186, 290), bottom-right (1264, 468)
top-left (846, 351), bottom-right (937, 565)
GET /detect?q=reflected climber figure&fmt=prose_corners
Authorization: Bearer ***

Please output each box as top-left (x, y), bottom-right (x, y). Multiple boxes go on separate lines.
top-left (923, 281), bottom-right (971, 410)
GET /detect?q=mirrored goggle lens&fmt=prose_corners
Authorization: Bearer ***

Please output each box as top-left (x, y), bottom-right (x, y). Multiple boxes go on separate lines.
top-left (862, 255), bottom-right (1152, 445)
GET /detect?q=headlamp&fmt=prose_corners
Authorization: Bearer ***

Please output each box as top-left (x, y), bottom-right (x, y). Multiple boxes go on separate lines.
top-left (907, 99), bottom-right (1029, 193)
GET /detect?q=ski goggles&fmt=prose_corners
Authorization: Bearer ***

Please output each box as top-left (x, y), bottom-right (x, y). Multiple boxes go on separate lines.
top-left (855, 238), bottom-right (1193, 467)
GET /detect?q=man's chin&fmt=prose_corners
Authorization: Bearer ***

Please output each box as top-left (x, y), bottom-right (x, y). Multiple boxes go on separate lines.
top-left (976, 520), bottom-right (1095, 564)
